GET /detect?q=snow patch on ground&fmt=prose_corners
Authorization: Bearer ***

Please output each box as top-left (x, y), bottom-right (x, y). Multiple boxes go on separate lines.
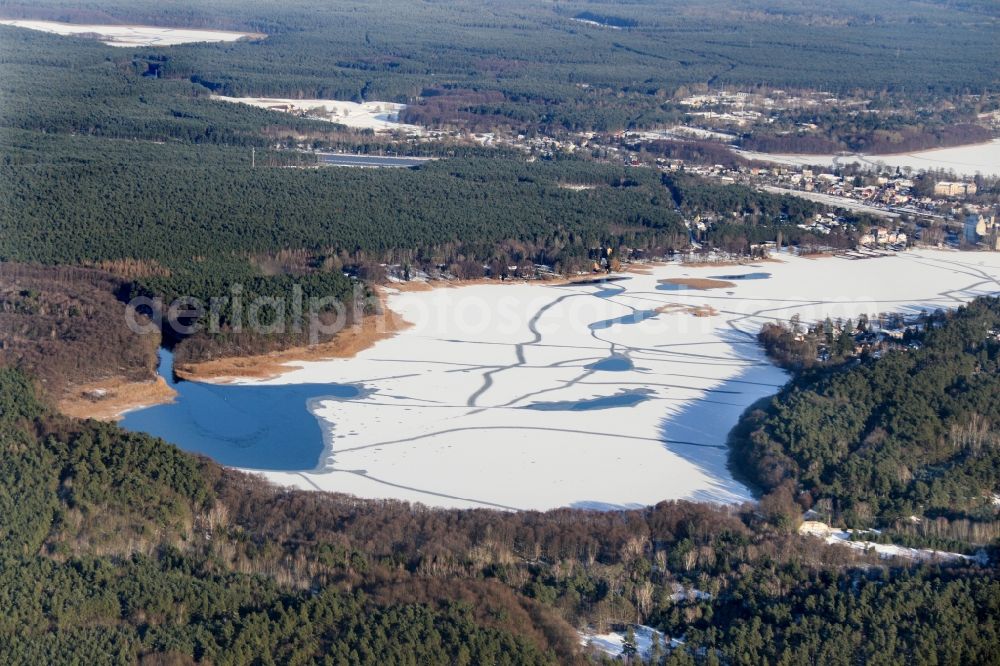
top-left (669, 583), bottom-right (712, 602)
top-left (237, 250), bottom-right (1000, 510)
top-left (570, 18), bottom-right (623, 30)
top-left (579, 625), bottom-right (678, 659)
top-left (799, 521), bottom-right (981, 562)
top-left (212, 96), bottom-right (422, 134)
top-left (0, 19), bottom-right (262, 46)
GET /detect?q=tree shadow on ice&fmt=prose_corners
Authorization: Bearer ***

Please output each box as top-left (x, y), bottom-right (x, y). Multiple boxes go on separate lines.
top-left (655, 329), bottom-right (788, 504)
top-left (570, 500), bottom-right (649, 511)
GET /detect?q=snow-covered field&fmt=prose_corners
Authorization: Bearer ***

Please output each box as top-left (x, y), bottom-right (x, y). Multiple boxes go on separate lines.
top-left (240, 250), bottom-right (1000, 510)
top-left (737, 138), bottom-right (1000, 177)
top-left (213, 96), bottom-right (422, 134)
top-left (0, 19), bottom-right (262, 47)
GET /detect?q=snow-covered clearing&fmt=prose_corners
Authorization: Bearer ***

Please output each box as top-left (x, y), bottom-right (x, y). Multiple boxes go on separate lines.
top-left (212, 96), bottom-right (421, 134)
top-left (737, 138), bottom-right (1000, 178)
top-left (580, 625), bottom-right (678, 659)
top-left (570, 18), bottom-right (623, 30)
top-left (632, 127), bottom-right (739, 142)
top-left (0, 19), bottom-right (262, 47)
top-left (237, 250), bottom-right (1000, 510)
top-left (799, 521), bottom-right (983, 563)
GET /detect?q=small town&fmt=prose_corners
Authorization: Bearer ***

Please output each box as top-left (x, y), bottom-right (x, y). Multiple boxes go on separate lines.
top-left (274, 84), bottom-right (999, 256)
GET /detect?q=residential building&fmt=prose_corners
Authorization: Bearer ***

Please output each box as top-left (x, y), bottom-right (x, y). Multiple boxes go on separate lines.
top-left (935, 181), bottom-right (978, 197)
top-left (965, 213), bottom-right (997, 245)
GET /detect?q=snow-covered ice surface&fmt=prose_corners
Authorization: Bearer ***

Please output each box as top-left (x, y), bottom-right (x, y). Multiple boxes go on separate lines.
top-left (737, 138), bottom-right (1000, 178)
top-left (241, 250), bottom-right (1000, 510)
top-left (742, 140), bottom-right (1000, 176)
top-left (0, 19), bottom-right (261, 47)
top-left (212, 96), bottom-right (421, 134)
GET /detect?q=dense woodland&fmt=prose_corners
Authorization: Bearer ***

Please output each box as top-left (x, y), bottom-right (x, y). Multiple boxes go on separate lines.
top-left (632, 140), bottom-right (749, 169)
top-left (1, 146), bottom-right (685, 268)
top-left (0, 264), bottom-right (160, 397)
top-left (0, 16), bottom-right (878, 365)
top-left (0, 371), bottom-right (996, 664)
top-left (2, 0), bottom-right (998, 135)
top-left (733, 298), bottom-right (1000, 541)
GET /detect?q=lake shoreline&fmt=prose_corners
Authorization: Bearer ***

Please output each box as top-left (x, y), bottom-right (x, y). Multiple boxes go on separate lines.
top-left (58, 375), bottom-right (177, 422)
top-left (174, 286), bottom-right (413, 383)
top-left (159, 255), bottom-right (814, 385)
top-left (114, 250), bottom-right (1000, 510)
top-left (735, 137), bottom-right (1000, 177)
top-left (174, 273), bottom-right (648, 383)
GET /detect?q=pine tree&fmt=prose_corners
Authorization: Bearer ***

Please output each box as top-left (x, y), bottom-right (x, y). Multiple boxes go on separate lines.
top-left (837, 319), bottom-right (854, 356)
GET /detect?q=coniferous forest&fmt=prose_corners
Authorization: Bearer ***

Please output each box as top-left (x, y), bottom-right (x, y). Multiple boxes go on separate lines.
top-left (732, 298), bottom-right (1000, 540)
top-left (0, 369), bottom-right (998, 664)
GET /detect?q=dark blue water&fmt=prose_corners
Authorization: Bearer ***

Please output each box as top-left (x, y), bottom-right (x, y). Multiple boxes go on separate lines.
top-left (710, 272), bottom-right (771, 280)
top-left (523, 388), bottom-right (653, 411)
top-left (121, 350), bottom-right (366, 471)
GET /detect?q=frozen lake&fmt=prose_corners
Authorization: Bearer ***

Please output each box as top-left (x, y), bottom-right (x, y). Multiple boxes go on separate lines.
top-left (738, 138), bottom-right (1000, 178)
top-left (123, 250), bottom-right (1000, 510)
